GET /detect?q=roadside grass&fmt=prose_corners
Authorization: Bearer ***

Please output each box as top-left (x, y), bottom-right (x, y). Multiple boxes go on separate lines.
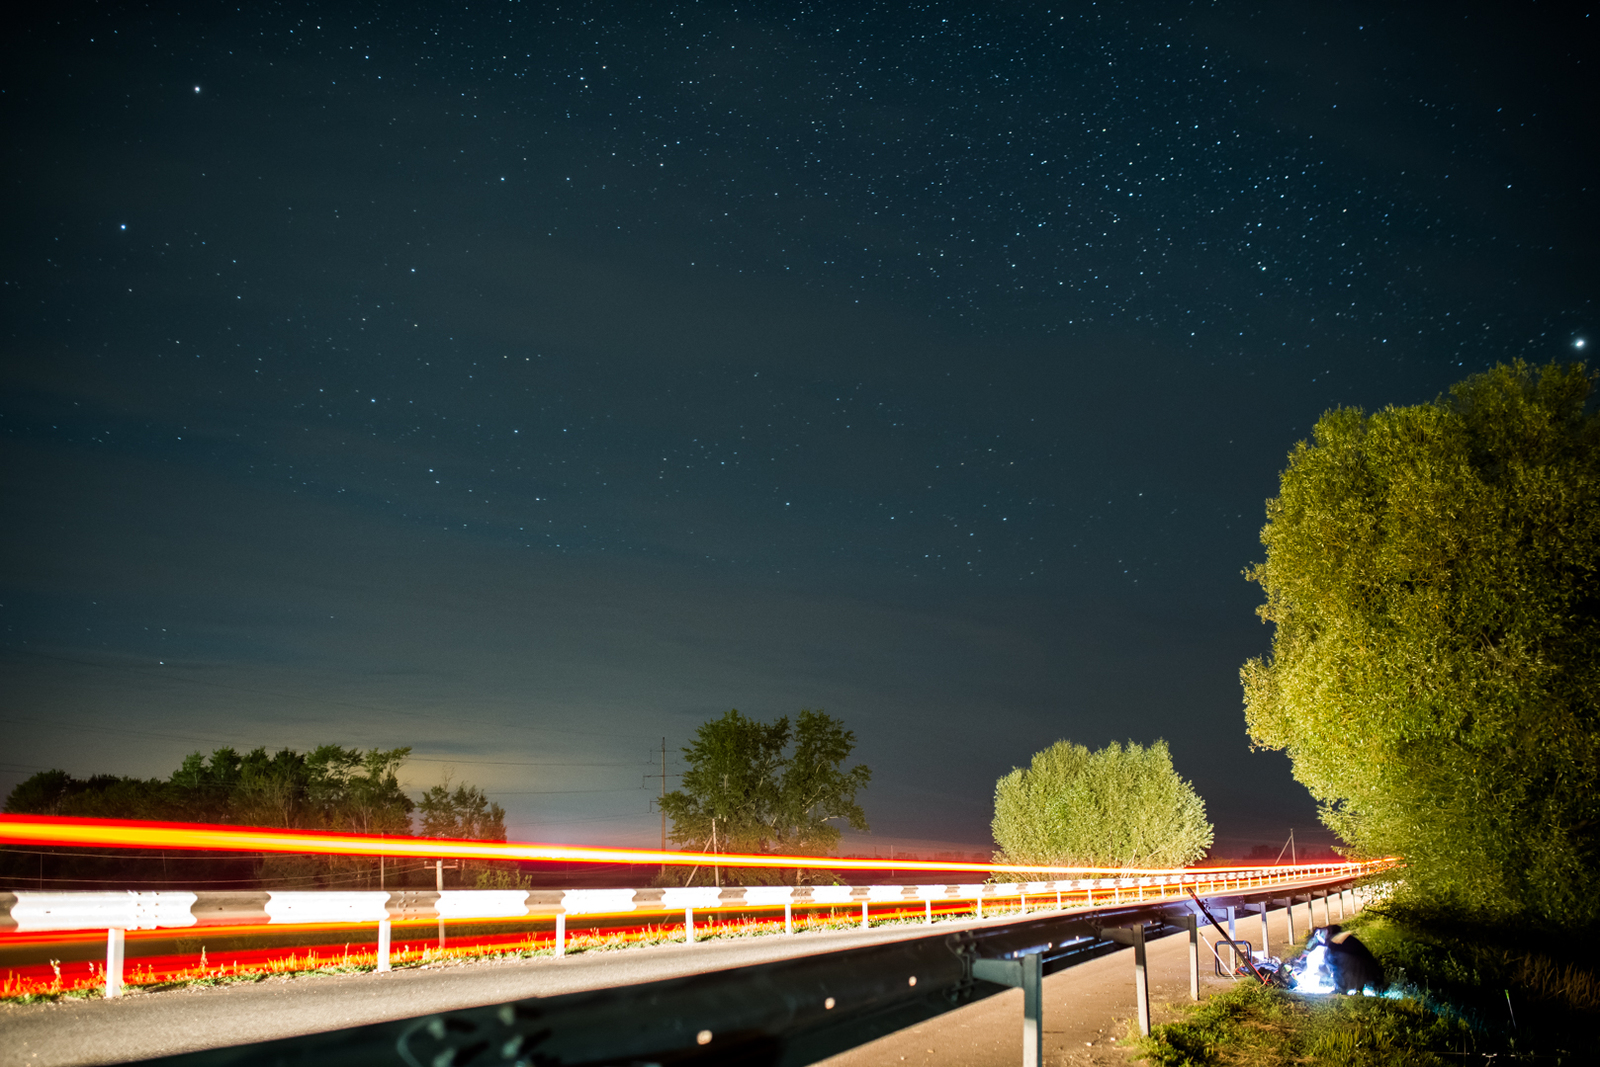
top-left (1137, 980), bottom-right (1476, 1066)
top-left (1139, 905), bottom-right (1600, 1065)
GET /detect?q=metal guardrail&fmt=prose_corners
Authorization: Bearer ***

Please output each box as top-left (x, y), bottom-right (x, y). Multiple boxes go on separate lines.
top-left (1, 860), bottom-right (1396, 999)
top-left (124, 872), bottom-right (1382, 1067)
top-left (0, 861), bottom-right (1385, 934)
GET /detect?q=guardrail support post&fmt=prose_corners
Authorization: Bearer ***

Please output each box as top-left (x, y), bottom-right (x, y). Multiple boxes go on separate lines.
top-left (1185, 913), bottom-right (1199, 1001)
top-left (1226, 905), bottom-right (1236, 939)
top-left (1336, 888), bottom-right (1346, 921)
top-left (976, 895), bottom-right (983, 919)
top-left (1285, 895), bottom-right (1296, 947)
top-left (1259, 905), bottom-right (1269, 960)
top-left (1022, 952), bottom-right (1043, 1067)
top-left (1133, 923), bottom-right (1151, 1037)
top-left (924, 899), bottom-right (932, 925)
top-left (861, 901), bottom-right (869, 930)
top-left (785, 902), bottom-right (793, 935)
top-left (377, 917), bottom-right (391, 972)
top-left (555, 913), bottom-right (566, 958)
top-left (105, 928), bottom-right (124, 999)
top-left (973, 953), bottom-right (1043, 1067)
top-left (685, 908), bottom-right (695, 943)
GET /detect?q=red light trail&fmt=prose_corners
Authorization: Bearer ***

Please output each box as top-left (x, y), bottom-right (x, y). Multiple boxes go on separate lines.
top-left (0, 815), bottom-right (1371, 876)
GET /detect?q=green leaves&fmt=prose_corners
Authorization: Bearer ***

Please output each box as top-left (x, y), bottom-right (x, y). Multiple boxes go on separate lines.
top-left (4, 744), bottom-right (422, 836)
top-left (1244, 360), bottom-right (1600, 926)
top-left (418, 780), bottom-right (507, 841)
top-left (660, 708), bottom-right (872, 863)
top-left (991, 739), bottom-right (1213, 869)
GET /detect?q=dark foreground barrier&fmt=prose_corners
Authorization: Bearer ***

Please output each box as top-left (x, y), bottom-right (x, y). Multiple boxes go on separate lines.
top-left (136, 877), bottom-right (1376, 1067)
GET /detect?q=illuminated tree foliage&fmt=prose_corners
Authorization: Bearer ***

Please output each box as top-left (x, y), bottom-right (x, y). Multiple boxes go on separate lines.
top-left (1243, 360), bottom-right (1600, 926)
top-left (991, 739), bottom-right (1213, 870)
top-left (660, 708), bottom-right (871, 883)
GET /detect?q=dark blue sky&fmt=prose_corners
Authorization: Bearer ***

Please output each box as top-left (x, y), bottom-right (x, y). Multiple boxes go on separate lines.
top-left (2, 1), bottom-right (1592, 855)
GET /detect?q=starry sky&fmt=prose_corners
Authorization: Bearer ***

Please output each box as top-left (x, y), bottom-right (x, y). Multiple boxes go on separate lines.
top-left (2, 1), bottom-right (1593, 858)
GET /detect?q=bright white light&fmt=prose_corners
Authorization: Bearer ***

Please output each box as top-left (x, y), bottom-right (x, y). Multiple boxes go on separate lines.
top-left (1575, 338), bottom-right (1588, 350)
top-left (1290, 943), bottom-right (1337, 994)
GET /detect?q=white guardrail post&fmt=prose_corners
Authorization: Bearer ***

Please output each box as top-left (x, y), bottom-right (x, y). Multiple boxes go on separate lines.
top-left (376, 917), bottom-right (391, 972)
top-left (105, 927), bottom-right (124, 998)
top-left (554, 913), bottom-right (565, 958)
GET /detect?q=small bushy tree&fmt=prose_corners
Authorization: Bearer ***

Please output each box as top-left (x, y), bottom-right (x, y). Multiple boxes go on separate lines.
top-left (991, 739), bottom-right (1213, 869)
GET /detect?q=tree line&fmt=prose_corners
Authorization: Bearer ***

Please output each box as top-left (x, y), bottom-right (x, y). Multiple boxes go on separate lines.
top-left (2, 745), bottom-right (512, 889)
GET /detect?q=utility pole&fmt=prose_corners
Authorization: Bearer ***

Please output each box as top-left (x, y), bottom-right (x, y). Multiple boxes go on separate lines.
top-left (644, 737), bottom-right (670, 878)
top-left (1275, 828), bottom-right (1299, 865)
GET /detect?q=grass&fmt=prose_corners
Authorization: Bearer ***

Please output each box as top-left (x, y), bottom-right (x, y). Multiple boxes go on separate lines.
top-left (1138, 905), bottom-right (1600, 1065)
top-left (1137, 980), bottom-right (1476, 1066)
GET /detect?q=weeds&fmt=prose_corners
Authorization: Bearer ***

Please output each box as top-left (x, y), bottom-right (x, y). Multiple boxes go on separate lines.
top-left (1139, 982), bottom-right (1476, 1066)
top-left (1141, 907), bottom-right (1600, 1065)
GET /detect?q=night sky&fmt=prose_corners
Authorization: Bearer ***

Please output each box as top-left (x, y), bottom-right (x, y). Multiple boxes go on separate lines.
top-left (2, 2), bottom-right (1593, 858)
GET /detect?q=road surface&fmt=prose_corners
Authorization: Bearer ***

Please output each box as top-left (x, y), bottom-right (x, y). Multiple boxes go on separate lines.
top-left (1, 899), bottom-right (1339, 1066)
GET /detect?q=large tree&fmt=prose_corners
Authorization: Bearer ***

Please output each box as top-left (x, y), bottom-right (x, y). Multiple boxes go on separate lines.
top-left (660, 709), bottom-right (870, 883)
top-left (991, 739), bottom-right (1213, 869)
top-left (1242, 360), bottom-right (1600, 926)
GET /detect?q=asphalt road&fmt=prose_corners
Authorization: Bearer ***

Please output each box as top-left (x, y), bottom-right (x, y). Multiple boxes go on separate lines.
top-left (0, 917), bottom-right (997, 1066)
top-left (1, 892), bottom-right (1353, 1067)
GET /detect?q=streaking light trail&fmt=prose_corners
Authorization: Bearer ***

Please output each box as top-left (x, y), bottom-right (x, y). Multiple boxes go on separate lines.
top-left (0, 815), bottom-right (1375, 876)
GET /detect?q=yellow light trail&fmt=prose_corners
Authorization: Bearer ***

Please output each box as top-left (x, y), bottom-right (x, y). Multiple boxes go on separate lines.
top-left (0, 815), bottom-right (1374, 877)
